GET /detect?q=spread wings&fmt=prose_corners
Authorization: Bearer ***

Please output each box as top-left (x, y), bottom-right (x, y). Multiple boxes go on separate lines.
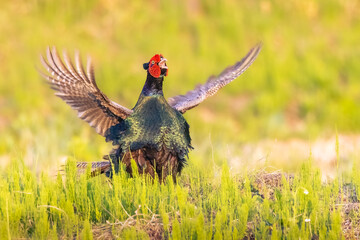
top-left (39, 47), bottom-right (133, 136)
top-left (168, 43), bottom-right (262, 113)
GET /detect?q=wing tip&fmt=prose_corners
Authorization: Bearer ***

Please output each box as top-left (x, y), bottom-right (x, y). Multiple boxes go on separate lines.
top-left (253, 42), bottom-right (263, 56)
top-left (255, 41), bottom-right (263, 49)
top-left (247, 42), bottom-right (263, 59)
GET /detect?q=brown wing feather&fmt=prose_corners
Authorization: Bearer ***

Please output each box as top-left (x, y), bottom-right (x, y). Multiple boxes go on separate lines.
top-left (39, 47), bottom-right (133, 136)
top-left (168, 43), bottom-right (262, 113)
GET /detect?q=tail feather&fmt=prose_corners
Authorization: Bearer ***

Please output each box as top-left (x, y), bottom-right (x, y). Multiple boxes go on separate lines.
top-left (76, 161), bottom-right (112, 177)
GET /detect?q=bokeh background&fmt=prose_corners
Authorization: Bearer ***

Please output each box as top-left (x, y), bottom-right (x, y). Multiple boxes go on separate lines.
top-left (0, 0), bottom-right (359, 174)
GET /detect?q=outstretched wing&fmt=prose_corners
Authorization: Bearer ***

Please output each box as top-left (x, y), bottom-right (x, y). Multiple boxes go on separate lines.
top-left (39, 47), bottom-right (133, 136)
top-left (168, 43), bottom-right (262, 113)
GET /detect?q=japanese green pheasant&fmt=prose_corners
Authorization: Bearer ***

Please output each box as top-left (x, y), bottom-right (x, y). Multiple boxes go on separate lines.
top-left (40, 44), bottom-right (261, 182)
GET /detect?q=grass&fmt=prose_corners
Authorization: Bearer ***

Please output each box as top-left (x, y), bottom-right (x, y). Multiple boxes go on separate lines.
top-left (1, 0), bottom-right (360, 238)
top-left (0, 156), bottom-right (359, 239)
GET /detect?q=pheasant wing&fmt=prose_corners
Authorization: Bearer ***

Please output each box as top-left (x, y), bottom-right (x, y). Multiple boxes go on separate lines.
top-left (39, 47), bottom-right (133, 136)
top-left (168, 43), bottom-right (262, 113)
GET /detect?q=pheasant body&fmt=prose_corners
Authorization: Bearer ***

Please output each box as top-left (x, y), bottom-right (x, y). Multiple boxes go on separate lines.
top-left (105, 94), bottom-right (192, 181)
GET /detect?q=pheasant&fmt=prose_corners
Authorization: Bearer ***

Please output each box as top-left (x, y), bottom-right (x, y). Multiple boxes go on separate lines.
top-left (40, 44), bottom-right (261, 182)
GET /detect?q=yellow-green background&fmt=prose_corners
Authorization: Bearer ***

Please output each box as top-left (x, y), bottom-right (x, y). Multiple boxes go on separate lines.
top-left (0, 0), bottom-right (359, 170)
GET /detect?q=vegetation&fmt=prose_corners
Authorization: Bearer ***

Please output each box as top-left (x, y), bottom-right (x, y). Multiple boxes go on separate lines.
top-left (1, 157), bottom-right (359, 239)
top-left (0, 0), bottom-right (359, 238)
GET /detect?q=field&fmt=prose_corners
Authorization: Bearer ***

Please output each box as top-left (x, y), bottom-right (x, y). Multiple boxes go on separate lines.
top-left (0, 0), bottom-right (360, 239)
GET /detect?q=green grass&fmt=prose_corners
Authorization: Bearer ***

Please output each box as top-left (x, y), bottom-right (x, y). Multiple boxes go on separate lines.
top-left (1, 157), bottom-right (357, 239)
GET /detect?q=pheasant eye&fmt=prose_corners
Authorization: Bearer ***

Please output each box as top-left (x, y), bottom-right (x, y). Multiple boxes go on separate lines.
top-left (151, 60), bottom-right (155, 64)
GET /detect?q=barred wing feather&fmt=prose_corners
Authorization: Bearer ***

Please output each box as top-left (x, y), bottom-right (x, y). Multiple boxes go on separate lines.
top-left (39, 47), bottom-right (133, 136)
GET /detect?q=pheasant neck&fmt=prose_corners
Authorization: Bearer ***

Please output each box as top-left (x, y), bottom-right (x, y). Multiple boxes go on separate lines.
top-left (141, 73), bottom-right (164, 96)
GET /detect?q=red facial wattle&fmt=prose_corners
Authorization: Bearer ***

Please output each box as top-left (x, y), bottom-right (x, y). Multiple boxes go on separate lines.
top-left (148, 54), bottom-right (168, 78)
top-left (149, 64), bottom-right (161, 78)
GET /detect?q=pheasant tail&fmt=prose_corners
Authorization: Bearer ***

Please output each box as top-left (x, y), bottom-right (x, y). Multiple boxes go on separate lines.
top-left (76, 161), bottom-right (112, 177)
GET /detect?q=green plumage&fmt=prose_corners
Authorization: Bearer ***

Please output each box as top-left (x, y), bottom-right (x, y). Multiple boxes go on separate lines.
top-left (104, 93), bottom-right (192, 181)
top-left (107, 95), bottom-right (192, 160)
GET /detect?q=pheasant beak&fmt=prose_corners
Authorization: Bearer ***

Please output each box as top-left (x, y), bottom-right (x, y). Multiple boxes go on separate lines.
top-left (158, 58), bottom-right (168, 69)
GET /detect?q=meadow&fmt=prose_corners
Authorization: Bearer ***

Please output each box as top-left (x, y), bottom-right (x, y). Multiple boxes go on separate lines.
top-left (0, 0), bottom-right (359, 238)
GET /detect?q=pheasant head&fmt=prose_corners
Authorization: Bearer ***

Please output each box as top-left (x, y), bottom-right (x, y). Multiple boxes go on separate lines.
top-left (143, 54), bottom-right (168, 78)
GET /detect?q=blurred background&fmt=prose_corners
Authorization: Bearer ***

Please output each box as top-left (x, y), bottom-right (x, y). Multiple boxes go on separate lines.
top-left (0, 0), bottom-right (359, 175)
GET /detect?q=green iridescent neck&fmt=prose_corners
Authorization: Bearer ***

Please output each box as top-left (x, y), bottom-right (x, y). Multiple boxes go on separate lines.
top-left (141, 73), bottom-right (164, 96)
